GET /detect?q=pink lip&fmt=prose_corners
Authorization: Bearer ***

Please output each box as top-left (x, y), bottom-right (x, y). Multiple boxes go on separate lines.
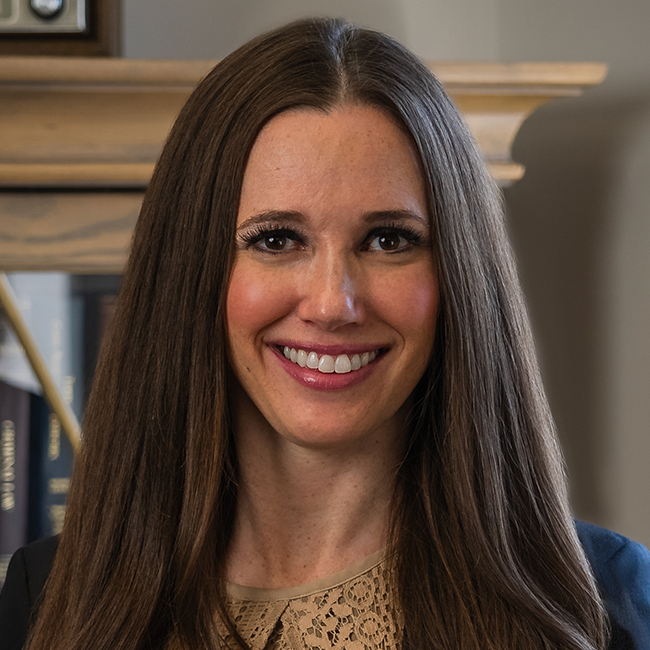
top-left (270, 345), bottom-right (384, 391)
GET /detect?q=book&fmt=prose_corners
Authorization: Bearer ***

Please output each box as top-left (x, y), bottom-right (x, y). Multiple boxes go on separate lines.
top-left (0, 380), bottom-right (30, 589)
top-left (71, 274), bottom-right (120, 412)
top-left (28, 394), bottom-right (73, 541)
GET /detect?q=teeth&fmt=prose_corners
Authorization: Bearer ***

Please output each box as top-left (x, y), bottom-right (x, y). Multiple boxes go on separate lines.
top-left (334, 354), bottom-right (351, 373)
top-left (281, 347), bottom-right (381, 374)
top-left (318, 355), bottom-right (335, 373)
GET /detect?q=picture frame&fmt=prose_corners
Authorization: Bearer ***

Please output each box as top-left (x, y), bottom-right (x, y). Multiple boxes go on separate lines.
top-left (0, 0), bottom-right (119, 56)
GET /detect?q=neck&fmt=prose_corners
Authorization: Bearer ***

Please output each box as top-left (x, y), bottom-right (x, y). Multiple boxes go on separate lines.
top-left (226, 392), bottom-right (403, 589)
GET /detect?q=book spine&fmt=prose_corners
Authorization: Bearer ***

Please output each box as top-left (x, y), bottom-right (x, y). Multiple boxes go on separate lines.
top-left (28, 395), bottom-right (74, 541)
top-left (0, 380), bottom-right (30, 589)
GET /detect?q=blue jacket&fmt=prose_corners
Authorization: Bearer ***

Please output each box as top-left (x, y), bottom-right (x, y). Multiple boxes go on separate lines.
top-left (1, 521), bottom-right (649, 649)
top-left (576, 521), bottom-right (650, 649)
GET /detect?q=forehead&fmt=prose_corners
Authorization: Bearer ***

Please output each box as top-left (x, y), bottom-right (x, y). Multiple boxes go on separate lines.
top-left (238, 104), bottom-right (427, 224)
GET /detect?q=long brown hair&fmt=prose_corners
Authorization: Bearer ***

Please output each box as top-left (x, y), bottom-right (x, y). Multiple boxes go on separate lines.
top-left (26, 18), bottom-right (607, 650)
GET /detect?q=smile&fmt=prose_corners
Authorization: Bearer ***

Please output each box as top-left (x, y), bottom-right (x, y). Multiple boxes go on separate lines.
top-left (282, 346), bottom-right (380, 374)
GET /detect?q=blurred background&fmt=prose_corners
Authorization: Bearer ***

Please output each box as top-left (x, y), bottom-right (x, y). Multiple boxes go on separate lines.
top-left (121, 0), bottom-right (650, 547)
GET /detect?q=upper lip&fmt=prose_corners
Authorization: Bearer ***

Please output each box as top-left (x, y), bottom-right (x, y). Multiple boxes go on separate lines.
top-left (270, 342), bottom-right (389, 356)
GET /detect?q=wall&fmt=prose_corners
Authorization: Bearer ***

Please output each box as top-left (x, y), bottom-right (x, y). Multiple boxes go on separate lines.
top-left (122, 0), bottom-right (498, 60)
top-left (121, 0), bottom-right (649, 547)
top-left (498, 0), bottom-right (650, 548)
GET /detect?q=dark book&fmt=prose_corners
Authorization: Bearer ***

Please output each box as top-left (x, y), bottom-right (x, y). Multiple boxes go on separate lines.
top-left (0, 380), bottom-right (30, 589)
top-left (28, 395), bottom-right (74, 542)
top-left (71, 274), bottom-right (121, 414)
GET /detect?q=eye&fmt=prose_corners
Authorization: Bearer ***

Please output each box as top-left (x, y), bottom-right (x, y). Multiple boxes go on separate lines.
top-left (368, 232), bottom-right (409, 251)
top-left (363, 226), bottom-right (424, 253)
top-left (238, 226), bottom-right (305, 253)
top-left (260, 233), bottom-right (291, 251)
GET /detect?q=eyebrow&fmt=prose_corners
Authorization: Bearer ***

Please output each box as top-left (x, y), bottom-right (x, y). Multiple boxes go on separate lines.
top-left (361, 210), bottom-right (429, 228)
top-left (236, 211), bottom-right (305, 232)
top-left (237, 209), bottom-right (429, 232)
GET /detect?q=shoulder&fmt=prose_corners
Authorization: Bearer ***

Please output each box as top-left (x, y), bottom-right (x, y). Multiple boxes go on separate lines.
top-left (0, 536), bottom-right (59, 650)
top-left (576, 520), bottom-right (650, 650)
top-left (576, 520), bottom-right (650, 597)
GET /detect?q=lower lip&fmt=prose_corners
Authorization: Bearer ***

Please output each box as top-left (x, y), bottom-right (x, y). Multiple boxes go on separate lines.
top-left (271, 347), bottom-right (383, 391)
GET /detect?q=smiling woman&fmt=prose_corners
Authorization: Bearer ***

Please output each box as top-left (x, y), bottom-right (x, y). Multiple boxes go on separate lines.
top-left (1, 15), bottom-right (649, 650)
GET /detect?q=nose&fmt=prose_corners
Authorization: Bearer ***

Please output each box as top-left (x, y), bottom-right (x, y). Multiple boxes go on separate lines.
top-left (296, 252), bottom-right (364, 330)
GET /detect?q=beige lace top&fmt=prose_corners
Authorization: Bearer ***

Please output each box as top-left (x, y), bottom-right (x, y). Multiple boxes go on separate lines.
top-left (218, 550), bottom-right (402, 650)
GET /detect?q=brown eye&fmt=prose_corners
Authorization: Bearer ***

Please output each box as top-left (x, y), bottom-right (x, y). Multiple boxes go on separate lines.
top-left (239, 227), bottom-right (305, 253)
top-left (377, 235), bottom-right (400, 251)
top-left (366, 230), bottom-right (413, 253)
top-left (264, 235), bottom-right (287, 250)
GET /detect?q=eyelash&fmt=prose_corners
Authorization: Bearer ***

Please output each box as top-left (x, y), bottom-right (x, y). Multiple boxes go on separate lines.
top-left (237, 222), bottom-right (426, 254)
top-left (237, 225), bottom-right (307, 252)
top-left (362, 224), bottom-right (425, 252)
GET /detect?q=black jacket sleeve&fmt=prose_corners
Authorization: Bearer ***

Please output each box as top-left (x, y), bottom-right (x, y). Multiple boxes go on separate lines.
top-left (0, 536), bottom-right (59, 650)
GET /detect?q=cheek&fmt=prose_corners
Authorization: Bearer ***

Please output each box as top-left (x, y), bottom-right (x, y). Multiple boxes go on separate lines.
top-left (226, 261), bottom-right (295, 347)
top-left (370, 266), bottom-right (439, 343)
top-left (408, 275), bottom-right (439, 327)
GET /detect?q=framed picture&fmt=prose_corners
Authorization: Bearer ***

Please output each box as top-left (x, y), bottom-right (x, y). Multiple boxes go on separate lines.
top-left (0, 0), bottom-right (118, 56)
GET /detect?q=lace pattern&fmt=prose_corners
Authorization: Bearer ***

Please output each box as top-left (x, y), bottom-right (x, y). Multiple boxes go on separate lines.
top-left (220, 557), bottom-right (401, 650)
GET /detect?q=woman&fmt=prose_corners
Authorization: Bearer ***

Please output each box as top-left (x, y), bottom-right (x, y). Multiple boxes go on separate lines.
top-left (1, 17), bottom-right (649, 650)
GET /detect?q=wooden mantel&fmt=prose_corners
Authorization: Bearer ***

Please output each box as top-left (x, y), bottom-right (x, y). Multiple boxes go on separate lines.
top-left (0, 58), bottom-right (606, 273)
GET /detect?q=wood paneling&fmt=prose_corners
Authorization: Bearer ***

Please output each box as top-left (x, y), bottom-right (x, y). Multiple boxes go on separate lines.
top-left (0, 192), bottom-right (140, 272)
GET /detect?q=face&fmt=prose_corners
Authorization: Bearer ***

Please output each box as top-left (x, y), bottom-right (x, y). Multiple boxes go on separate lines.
top-left (226, 104), bottom-right (439, 450)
